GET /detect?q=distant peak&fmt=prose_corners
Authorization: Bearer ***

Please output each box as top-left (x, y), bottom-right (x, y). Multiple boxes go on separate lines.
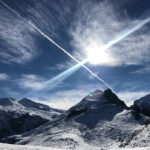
top-left (0, 97), bottom-right (16, 106)
top-left (19, 98), bottom-right (34, 103)
top-left (19, 98), bottom-right (51, 111)
top-left (19, 98), bottom-right (41, 106)
top-left (19, 98), bottom-right (37, 106)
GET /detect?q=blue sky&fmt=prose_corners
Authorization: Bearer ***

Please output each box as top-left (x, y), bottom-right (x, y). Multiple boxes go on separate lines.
top-left (0, 0), bottom-right (150, 109)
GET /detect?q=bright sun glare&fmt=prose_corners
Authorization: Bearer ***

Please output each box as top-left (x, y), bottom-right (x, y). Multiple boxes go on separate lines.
top-left (86, 44), bottom-right (114, 65)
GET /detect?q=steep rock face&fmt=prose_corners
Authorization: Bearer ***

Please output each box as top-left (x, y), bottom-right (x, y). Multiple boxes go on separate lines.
top-left (0, 98), bottom-right (62, 143)
top-left (103, 89), bottom-right (127, 108)
top-left (132, 94), bottom-right (150, 116)
top-left (11, 89), bottom-right (147, 149)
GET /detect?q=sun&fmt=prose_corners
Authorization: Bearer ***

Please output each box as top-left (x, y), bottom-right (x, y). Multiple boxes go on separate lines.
top-left (86, 43), bottom-right (113, 65)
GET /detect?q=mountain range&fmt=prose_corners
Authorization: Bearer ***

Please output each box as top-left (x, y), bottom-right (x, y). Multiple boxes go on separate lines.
top-left (1, 89), bottom-right (150, 149)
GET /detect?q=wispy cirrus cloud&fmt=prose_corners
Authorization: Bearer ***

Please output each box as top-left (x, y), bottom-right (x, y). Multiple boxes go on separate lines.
top-left (70, 0), bottom-right (150, 70)
top-left (17, 74), bottom-right (46, 90)
top-left (25, 0), bottom-right (73, 38)
top-left (17, 73), bottom-right (69, 92)
top-left (70, 1), bottom-right (129, 64)
top-left (0, 0), bottom-right (75, 66)
top-left (0, 73), bottom-right (9, 80)
top-left (132, 65), bottom-right (150, 74)
top-left (0, 3), bottom-right (38, 64)
top-left (46, 60), bottom-right (76, 71)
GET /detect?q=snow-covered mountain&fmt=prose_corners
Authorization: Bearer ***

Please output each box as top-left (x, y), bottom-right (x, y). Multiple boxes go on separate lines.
top-left (19, 98), bottom-right (63, 120)
top-left (8, 89), bottom-right (149, 150)
top-left (0, 97), bottom-right (62, 142)
top-left (132, 94), bottom-right (150, 117)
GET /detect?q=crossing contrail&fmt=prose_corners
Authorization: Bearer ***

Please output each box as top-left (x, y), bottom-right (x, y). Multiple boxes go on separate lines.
top-left (102, 19), bottom-right (150, 51)
top-left (23, 59), bottom-right (87, 97)
top-left (1, 0), bottom-right (150, 94)
top-left (27, 24), bottom-right (115, 92)
top-left (0, 0), bottom-right (116, 93)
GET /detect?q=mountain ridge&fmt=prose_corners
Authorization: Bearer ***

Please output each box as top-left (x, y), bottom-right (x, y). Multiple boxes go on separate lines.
top-left (1, 89), bottom-right (150, 149)
top-left (5, 89), bottom-right (149, 149)
top-left (0, 97), bottom-right (63, 142)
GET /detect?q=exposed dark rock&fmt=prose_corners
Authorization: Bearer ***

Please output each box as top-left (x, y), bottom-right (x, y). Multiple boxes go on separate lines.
top-left (131, 94), bottom-right (150, 117)
top-left (67, 108), bottom-right (87, 119)
top-left (103, 89), bottom-right (127, 109)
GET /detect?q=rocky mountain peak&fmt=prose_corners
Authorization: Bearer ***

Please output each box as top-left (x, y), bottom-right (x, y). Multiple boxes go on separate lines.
top-left (103, 89), bottom-right (127, 108)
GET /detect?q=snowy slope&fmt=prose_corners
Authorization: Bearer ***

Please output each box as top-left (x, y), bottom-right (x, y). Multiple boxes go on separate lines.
top-left (10, 89), bottom-right (148, 149)
top-left (0, 143), bottom-right (66, 150)
top-left (0, 98), bottom-right (62, 142)
top-left (1, 143), bottom-right (150, 150)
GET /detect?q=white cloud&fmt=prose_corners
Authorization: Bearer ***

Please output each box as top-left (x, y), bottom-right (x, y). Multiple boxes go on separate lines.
top-left (0, 73), bottom-right (9, 80)
top-left (118, 91), bottom-right (150, 106)
top-left (28, 83), bottom-right (105, 110)
top-left (132, 66), bottom-right (150, 74)
top-left (46, 60), bottom-right (76, 71)
top-left (26, 0), bottom-right (72, 38)
top-left (70, 0), bottom-right (150, 68)
top-left (2, 87), bottom-right (19, 97)
top-left (29, 89), bottom-right (88, 110)
top-left (17, 74), bottom-right (46, 90)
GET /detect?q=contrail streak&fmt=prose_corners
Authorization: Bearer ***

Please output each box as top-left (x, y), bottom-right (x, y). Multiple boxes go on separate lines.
top-left (28, 24), bottom-right (115, 92)
top-left (24, 59), bottom-right (87, 97)
top-left (103, 18), bottom-right (150, 50)
top-left (0, 0), bottom-right (116, 93)
top-left (43, 60), bottom-right (87, 89)
top-left (2, 1), bottom-right (150, 94)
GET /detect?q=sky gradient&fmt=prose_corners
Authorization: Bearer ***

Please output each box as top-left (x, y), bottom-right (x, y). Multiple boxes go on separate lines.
top-left (0, 0), bottom-right (150, 109)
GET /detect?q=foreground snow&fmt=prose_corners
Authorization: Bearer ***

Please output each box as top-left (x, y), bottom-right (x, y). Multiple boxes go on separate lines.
top-left (0, 143), bottom-right (66, 150)
top-left (0, 143), bottom-right (150, 150)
